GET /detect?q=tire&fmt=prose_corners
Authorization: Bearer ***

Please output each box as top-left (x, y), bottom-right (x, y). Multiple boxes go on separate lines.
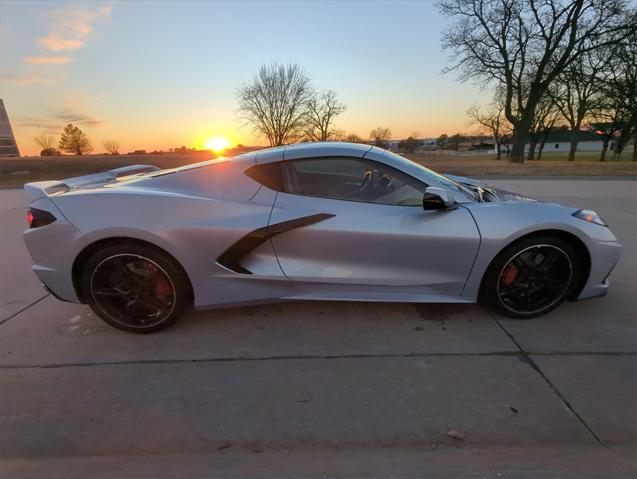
top-left (81, 243), bottom-right (190, 333)
top-left (480, 236), bottom-right (582, 319)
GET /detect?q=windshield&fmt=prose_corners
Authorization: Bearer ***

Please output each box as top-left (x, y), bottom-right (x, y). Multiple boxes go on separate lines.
top-left (380, 151), bottom-right (476, 201)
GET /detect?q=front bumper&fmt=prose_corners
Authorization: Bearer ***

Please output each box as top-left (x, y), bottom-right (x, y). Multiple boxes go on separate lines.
top-left (576, 239), bottom-right (622, 300)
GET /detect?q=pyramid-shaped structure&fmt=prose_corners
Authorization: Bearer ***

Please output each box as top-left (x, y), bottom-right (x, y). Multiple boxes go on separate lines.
top-left (0, 99), bottom-right (20, 156)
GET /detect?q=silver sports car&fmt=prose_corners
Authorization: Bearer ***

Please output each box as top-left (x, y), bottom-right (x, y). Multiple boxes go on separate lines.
top-left (23, 143), bottom-right (621, 333)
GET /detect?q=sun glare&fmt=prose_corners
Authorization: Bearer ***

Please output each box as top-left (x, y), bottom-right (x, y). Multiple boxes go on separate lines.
top-left (204, 136), bottom-right (231, 153)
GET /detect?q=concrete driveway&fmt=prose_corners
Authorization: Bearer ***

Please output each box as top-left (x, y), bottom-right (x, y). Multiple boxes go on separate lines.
top-left (0, 179), bottom-right (635, 478)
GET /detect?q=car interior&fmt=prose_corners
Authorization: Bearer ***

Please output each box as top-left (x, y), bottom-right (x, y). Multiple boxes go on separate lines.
top-left (281, 158), bottom-right (426, 206)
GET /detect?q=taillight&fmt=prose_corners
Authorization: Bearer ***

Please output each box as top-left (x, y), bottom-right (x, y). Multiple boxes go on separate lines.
top-left (27, 208), bottom-right (56, 228)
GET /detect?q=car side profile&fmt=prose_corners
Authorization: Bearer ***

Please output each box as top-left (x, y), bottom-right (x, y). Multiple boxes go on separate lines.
top-left (23, 142), bottom-right (622, 333)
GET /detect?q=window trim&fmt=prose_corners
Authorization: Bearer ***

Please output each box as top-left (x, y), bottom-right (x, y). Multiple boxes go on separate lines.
top-left (246, 156), bottom-right (429, 207)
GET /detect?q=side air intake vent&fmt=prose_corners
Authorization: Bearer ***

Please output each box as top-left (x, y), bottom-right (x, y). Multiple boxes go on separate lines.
top-left (216, 213), bottom-right (335, 274)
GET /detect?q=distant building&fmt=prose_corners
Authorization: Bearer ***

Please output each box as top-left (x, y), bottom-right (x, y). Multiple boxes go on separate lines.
top-left (505, 130), bottom-right (607, 153)
top-left (0, 99), bottom-right (20, 157)
top-left (173, 146), bottom-right (194, 153)
top-left (468, 141), bottom-right (495, 151)
top-left (384, 140), bottom-right (400, 151)
top-left (381, 139), bottom-right (437, 152)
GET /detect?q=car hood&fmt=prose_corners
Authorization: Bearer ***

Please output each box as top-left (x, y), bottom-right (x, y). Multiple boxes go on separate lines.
top-left (444, 174), bottom-right (536, 203)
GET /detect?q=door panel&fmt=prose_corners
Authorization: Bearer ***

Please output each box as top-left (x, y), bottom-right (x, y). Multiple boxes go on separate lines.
top-left (269, 192), bottom-right (480, 296)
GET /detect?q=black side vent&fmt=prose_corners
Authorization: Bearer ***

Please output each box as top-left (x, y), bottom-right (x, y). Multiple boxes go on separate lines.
top-left (216, 213), bottom-right (335, 274)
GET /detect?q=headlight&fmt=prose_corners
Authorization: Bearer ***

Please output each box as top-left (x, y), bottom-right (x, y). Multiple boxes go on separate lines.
top-left (573, 209), bottom-right (607, 226)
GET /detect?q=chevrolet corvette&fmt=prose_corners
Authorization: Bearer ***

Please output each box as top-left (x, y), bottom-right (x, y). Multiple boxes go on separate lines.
top-left (23, 143), bottom-right (621, 333)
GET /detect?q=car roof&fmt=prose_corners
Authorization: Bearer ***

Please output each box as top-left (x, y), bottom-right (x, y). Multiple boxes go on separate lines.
top-left (283, 142), bottom-right (373, 156)
top-left (234, 142), bottom-right (374, 165)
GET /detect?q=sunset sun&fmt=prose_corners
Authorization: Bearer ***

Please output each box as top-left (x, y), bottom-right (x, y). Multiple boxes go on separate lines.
top-left (204, 136), bottom-right (231, 153)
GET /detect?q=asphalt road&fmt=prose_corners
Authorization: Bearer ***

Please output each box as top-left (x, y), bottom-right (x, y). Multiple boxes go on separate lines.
top-left (0, 179), bottom-right (636, 478)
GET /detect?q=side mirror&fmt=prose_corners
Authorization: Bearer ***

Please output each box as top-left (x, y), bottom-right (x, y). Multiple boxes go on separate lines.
top-left (423, 187), bottom-right (456, 211)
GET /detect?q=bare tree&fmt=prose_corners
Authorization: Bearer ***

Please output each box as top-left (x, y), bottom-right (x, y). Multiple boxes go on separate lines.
top-left (370, 126), bottom-right (392, 149)
top-left (328, 130), bottom-right (346, 141)
top-left (586, 28), bottom-right (637, 161)
top-left (398, 137), bottom-right (423, 153)
top-left (439, 0), bottom-right (632, 163)
top-left (528, 94), bottom-right (561, 161)
top-left (548, 50), bottom-right (609, 161)
top-left (33, 134), bottom-right (59, 156)
top-left (467, 96), bottom-right (512, 159)
top-left (605, 27), bottom-right (637, 161)
top-left (447, 133), bottom-right (465, 151)
top-left (343, 133), bottom-right (366, 143)
top-left (237, 62), bottom-right (313, 146)
top-left (59, 124), bottom-right (93, 155)
top-left (587, 119), bottom-right (622, 162)
top-left (102, 139), bottom-right (120, 155)
top-left (436, 134), bottom-right (449, 150)
top-left (305, 90), bottom-right (346, 142)
top-left (33, 134), bottom-right (55, 150)
top-left (612, 126), bottom-right (632, 160)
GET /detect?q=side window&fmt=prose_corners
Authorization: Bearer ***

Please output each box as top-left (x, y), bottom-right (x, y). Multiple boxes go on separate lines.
top-left (245, 162), bottom-right (284, 191)
top-left (282, 157), bottom-right (426, 206)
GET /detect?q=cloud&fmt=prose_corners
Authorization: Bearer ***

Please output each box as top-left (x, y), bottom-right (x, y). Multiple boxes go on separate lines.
top-left (17, 117), bottom-right (61, 132)
top-left (52, 108), bottom-right (105, 127)
top-left (23, 56), bottom-right (72, 65)
top-left (17, 95), bottom-right (106, 135)
top-left (37, 35), bottom-right (84, 52)
top-left (37, 2), bottom-right (113, 52)
top-left (17, 2), bottom-right (112, 80)
top-left (2, 71), bottom-right (66, 86)
top-left (18, 112), bottom-right (105, 134)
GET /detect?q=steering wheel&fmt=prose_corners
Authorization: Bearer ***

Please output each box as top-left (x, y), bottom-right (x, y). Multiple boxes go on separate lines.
top-left (360, 170), bottom-right (373, 191)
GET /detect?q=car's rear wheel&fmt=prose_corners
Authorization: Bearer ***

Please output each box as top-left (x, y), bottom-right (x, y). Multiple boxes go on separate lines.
top-left (481, 236), bottom-right (582, 319)
top-left (81, 244), bottom-right (190, 333)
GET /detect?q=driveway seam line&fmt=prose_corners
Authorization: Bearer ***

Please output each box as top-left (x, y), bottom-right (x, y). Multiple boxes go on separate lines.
top-left (0, 352), bottom-right (524, 370)
top-left (0, 294), bottom-right (49, 326)
top-left (0, 350), bottom-right (635, 370)
top-left (490, 314), bottom-right (607, 449)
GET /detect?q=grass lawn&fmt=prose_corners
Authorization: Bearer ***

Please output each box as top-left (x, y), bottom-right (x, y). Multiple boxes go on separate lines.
top-left (0, 154), bottom-right (209, 188)
top-left (405, 150), bottom-right (636, 178)
top-left (0, 149), bottom-right (635, 188)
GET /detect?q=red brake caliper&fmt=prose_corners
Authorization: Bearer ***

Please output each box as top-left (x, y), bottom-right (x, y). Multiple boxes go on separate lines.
top-left (501, 263), bottom-right (519, 285)
top-left (146, 263), bottom-right (171, 297)
top-left (154, 279), bottom-right (172, 296)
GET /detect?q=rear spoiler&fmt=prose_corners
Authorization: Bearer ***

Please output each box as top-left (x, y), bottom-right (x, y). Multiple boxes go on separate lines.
top-left (24, 164), bottom-right (160, 203)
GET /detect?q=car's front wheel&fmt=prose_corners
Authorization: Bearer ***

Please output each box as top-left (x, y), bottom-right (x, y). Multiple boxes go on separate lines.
top-left (481, 236), bottom-right (582, 319)
top-left (81, 244), bottom-right (190, 333)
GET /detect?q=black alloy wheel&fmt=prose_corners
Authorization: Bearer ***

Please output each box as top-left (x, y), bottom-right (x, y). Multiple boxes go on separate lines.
top-left (497, 244), bottom-right (572, 315)
top-left (82, 244), bottom-right (189, 333)
top-left (481, 236), bottom-right (581, 319)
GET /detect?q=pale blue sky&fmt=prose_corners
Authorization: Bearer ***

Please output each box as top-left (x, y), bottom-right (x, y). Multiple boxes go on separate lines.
top-left (1, 0), bottom-right (486, 154)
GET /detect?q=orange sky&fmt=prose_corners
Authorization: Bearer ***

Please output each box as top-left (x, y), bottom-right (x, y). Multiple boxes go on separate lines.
top-left (1, 1), bottom-right (488, 156)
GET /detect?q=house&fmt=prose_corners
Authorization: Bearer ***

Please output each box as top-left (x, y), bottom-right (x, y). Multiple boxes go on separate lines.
top-left (511, 130), bottom-right (608, 152)
top-left (0, 99), bottom-right (20, 157)
top-left (384, 138), bottom-right (438, 152)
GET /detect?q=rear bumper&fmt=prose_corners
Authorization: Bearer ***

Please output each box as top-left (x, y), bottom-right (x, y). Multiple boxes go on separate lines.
top-left (41, 281), bottom-right (74, 303)
top-left (23, 197), bottom-right (82, 303)
top-left (30, 263), bottom-right (80, 303)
